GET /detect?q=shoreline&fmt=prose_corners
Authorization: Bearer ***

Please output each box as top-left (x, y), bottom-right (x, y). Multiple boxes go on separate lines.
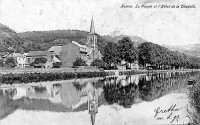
top-left (0, 68), bottom-right (199, 85)
top-left (0, 67), bottom-right (199, 74)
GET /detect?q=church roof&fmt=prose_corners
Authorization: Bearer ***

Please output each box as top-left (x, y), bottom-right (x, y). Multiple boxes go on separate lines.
top-left (90, 17), bottom-right (95, 34)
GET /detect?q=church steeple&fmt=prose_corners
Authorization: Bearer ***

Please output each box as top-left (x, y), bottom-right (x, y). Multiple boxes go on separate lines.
top-left (90, 17), bottom-right (95, 34)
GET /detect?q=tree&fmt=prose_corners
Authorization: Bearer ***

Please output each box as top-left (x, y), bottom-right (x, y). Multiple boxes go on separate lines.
top-left (30, 57), bottom-right (47, 66)
top-left (0, 58), bottom-right (4, 67)
top-left (91, 59), bottom-right (105, 68)
top-left (23, 41), bottom-right (43, 53)
top-left (102, 42), bottom-right (119, 66)
top-left (117, 37), bottom-right (137, 69)
top-left (34, 57), bottom-right (47, 64)
top-left (73, 58), bottom-right (87, 67)
top-left (5, 57), bottom-right (17, 68)
top-left (53, 62), bottom-right (62, 68)
top-left (137, 42), bottom-right (200, 70)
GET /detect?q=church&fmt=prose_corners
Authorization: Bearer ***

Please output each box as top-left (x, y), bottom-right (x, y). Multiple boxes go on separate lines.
top-left (60, 17), bottom-right (102, 67)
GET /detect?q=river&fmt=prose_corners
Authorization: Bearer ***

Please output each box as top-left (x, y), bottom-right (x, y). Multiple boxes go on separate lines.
top-left (0, 71), bottom-right (199, 125)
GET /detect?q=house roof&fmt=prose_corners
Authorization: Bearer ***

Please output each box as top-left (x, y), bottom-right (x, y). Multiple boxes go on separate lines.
top-left (53, 56), bottom-right (61, 63)
top-left (23, 53), bottom-right (28, 56)
top-left (7, 53), bottom-right (24, 58)
top-left (27, 51), bottom-right (50, 57)
top-left (48, 46), bottom-right (63, 55)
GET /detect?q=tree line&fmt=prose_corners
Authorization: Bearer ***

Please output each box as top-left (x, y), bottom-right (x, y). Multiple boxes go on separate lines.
top-left (102, 37), bottom-right (200, 69)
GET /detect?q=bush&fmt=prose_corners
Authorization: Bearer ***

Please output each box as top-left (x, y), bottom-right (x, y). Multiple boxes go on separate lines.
top-left (1, 71), bottom-right (111, 84)
top-left (0, 58), bottom-right (4, 67)
top-left (91, 59), bottom-right (105, 68)
top-left (30, 57), bottom-right (47, 66)
top-left (5, 57), bottom-right (17, 68)
top-left (53, 62), bottom-right (62, 68)
top-left (73, 58), bottom-right (87, 67)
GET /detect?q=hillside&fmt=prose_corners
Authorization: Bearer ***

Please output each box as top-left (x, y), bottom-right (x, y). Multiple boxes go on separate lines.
top-left (1, 23), bottom-right (199, 57)
top-left (18, 30), bottom-right (89, 43)
top-left (17, 31), bottom-right (147, 54)
top-left (163, 44), bottom-right (200, 57)
top-left (0, 23), bottom-right (25, 53)
top-left (18, 30), bottom-right (109, 53)
top-left (101, 35), bottom-right (147, 47)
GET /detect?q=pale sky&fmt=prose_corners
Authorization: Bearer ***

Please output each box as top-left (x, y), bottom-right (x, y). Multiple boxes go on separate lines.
top-left (0, 0), bottom-right (200, 45)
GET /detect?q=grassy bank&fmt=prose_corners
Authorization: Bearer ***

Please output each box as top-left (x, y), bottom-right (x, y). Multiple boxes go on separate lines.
top-left (0, 68), bottom-right (199, 85)
top-left (0, 71), bottom-right (115, 84)
top-left (0, 67), bottom-right (100, 74)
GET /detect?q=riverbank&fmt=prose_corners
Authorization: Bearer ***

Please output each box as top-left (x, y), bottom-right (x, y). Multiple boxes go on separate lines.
top-left (0, 68), bottom-right (199, 84)
top-left (0, 67), bottom-right (199, 74)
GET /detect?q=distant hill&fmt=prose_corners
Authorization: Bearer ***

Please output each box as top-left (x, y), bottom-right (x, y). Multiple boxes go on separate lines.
top-left (18, 30), bottom-right (109, 53)
top-left (18, 30), bottom-right (89, 43)
top-left (0, 23), bottom-right (25, 53)
top-left (101, 35), bottom-right (147, 47)
top-left (3, 23), bottom-right (199, 57)
top-left (163, 44), bottom-right (200, 57)
top-left (18, 31), bottom-right (147, 54)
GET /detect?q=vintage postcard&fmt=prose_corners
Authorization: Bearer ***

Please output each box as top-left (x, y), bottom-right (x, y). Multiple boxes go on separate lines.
top-left (0, 0), bottom-right (200, 125)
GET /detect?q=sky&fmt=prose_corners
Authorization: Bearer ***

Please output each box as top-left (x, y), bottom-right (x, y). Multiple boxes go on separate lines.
top-left (0, 0), bottom-right (200, 45)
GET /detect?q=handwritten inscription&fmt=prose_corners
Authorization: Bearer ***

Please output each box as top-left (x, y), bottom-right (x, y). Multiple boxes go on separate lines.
top-left (121, 3), bottom-right (196, 9)
top-left (154, 104), bottom-right (185, 123)
top-left (154, 104), bottom-right (182, 118)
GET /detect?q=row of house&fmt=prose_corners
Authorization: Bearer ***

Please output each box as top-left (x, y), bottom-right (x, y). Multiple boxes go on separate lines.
top-left (0, 18), bottom-right (102, 68)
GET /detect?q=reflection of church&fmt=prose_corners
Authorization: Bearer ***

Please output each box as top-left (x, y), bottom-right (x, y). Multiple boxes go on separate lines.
top-left (88, 85), bottom-right (99, 125)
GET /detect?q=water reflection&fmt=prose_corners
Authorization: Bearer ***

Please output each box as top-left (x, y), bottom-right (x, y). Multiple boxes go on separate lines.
top-left (0, 71), bottom-right (199, 123)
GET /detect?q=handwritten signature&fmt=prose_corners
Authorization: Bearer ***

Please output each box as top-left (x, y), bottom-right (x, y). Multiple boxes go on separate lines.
top-left (154, 104), bottom-right (187, 123)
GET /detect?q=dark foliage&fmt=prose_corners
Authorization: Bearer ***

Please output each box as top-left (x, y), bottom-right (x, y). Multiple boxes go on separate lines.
top-left (5, 57), bottom-right (17, 68)
top-left (30, 57), bottom-right (47, 67)
top-left (53, 62), bottom-right (62, 68)
top-left (0, 59), bottom-right (4, 67)
top-left (103, 82), bottom-right (137, 108)
top-left (138, 42), bottom-right (200, 69)
top-left (117, 37), bottom-right (138, 65)
top-left (102, 42), bottom-right (119, 66)
top-left (1, 71), bottom-right (112, 84)
top-left (73, 58), bottom-right (87, 67)
top-left (33, 57), bottom-right (47, 64)
top-left (90, 59), bottom-right (105, 68)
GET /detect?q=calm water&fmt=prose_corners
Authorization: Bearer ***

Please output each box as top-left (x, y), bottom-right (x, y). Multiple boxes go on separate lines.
top-left (0, 71), bottom-right (199, 125)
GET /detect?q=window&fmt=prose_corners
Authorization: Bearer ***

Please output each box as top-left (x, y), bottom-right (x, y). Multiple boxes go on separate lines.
top-left (28, 58), bottom-right (30, 63)
top-left (90, 37), bottom-right (93, 43)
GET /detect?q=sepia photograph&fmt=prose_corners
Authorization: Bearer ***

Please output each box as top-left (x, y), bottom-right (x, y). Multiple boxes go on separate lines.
top-left (0, 0), bottom-right (200, 125)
